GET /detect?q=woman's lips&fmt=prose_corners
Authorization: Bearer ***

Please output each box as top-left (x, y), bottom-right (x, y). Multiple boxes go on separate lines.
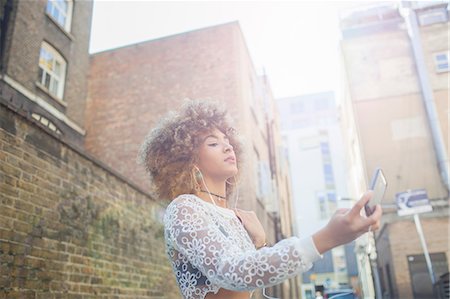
top-left (225, 157), bottom-right (236, 163)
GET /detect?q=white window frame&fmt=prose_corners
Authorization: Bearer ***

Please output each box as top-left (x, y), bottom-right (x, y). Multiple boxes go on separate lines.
top-left (38, 42), bottom-right (67, 100)
top-left (433, 51), bottom-right (449, 73)
top-left (46, 0), bottom-right (74, 32)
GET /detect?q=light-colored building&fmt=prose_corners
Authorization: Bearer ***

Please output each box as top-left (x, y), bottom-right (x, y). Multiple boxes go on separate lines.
top-left (278, 92), bottom-right (360, 298)
top-left (87, 22), bottom-right (299, 298)
top-left (339, 2), bottom-right (449, 298)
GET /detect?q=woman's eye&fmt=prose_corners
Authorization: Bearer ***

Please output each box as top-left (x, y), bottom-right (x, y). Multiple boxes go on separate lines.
top-left (208, 143), bottom-right (218, 146)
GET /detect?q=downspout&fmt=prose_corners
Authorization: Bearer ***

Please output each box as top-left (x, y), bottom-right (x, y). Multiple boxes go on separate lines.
top-left (400, 1), bottom-right (450, 195)
top-left (0, 0), bottom-right (13, 74)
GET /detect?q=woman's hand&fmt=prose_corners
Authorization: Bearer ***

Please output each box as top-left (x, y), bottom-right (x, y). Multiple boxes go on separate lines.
top-left (312, 191), bottom-right (383, 254)
top-left (234, 209), bottom-right (266, 248)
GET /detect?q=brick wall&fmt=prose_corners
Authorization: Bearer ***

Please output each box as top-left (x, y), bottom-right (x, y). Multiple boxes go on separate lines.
top-left (0, 105), bottom-right (178, 299)
top-left (376, 216), bottom-right (450, 299)
top-left (392, 217), bottom-right (449, 299)
top-left (86, 22), bottom-right (241, 194)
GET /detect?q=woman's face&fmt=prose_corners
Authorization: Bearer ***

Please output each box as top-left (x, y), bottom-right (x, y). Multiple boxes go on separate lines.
top-left (196, 127), bottom-right (238, 181)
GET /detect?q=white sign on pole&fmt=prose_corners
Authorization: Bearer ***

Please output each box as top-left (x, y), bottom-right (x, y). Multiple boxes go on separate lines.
top-left (395, 189), bottom-right (432, 216)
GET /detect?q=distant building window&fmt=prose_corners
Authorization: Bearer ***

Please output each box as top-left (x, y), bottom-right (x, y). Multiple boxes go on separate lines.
top-left (31, 113), bottom-right (62, 135)
top-left (418, 8), bottom-right (448, 27)
top-left (434, 51), bottom-right (449, 73)
top-left (323, 163), bottom-right (335, 188)
top-left (290, 101), bottom-right (304, 114)
top-left (327, 192), bottom-right (337, 202)
top-left (320, 142), bottom-right (330, 156)
top-left (256, 160), bottom-right (271, 199)
top-left (38, 42), bottom-right (67, 100)
top-left (317, 192), bottom-right (328, 219)
top-left (332, 246), bottom-right (347, 273)
top-left (46, 0), bottom-right (73, 32)
top-left (317, 191), bottom-right (337, 219)
top-left (314, 97), bottom-right (329, 110)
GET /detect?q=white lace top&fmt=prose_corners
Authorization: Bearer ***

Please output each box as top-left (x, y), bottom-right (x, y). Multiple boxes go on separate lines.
top-left (164, 194), bottom-right (323, 299)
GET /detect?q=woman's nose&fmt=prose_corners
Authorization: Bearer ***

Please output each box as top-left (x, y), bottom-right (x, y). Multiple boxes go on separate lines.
top-left (224, 143), bottom-right (233, 152)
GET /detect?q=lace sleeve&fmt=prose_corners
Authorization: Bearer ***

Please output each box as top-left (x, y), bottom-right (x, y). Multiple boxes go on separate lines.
top-left (165, 198), bottom-right (322, 291)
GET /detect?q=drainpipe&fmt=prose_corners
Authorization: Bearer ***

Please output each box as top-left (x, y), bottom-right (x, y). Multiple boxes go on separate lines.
top-left (400, 1), bottom-right (450, 194)
top-left (0, 0), bottom-right (13, 73)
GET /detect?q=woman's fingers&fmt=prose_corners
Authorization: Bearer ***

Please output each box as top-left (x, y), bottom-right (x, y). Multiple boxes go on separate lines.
top-left (349, 190), bottom-right (373, 217)
top-left (369, 204), bottom-right (383, 225)
top-left (362, 204), bottom-right (383, 231)
top-left (336, 208), bottom-right (350, 215)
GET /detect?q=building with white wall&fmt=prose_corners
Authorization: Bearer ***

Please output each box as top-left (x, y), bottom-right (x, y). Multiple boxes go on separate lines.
top-left (278, 92), bottom-right (359, 298)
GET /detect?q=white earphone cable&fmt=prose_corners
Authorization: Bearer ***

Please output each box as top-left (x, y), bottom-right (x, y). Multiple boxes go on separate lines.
top-left (196, 168), bottom-right (278, 299)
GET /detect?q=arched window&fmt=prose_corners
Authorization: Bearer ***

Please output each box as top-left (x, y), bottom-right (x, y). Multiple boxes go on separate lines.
top-left (38, 42), bottom-right (67, 100)
top-left (31, 113), bottom-right (63, 135)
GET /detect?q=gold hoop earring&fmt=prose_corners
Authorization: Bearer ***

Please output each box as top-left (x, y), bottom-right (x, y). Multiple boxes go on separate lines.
top-left (191, 166), bottom-right (202, 191)
top-left (193, 165), bottom-right (203, 181)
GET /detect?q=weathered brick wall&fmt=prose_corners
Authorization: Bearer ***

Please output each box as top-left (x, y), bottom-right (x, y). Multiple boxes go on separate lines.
top-left (0, 105), bottom-right (179, 299)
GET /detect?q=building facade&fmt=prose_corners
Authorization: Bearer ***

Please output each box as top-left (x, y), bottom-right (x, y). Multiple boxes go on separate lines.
top-left (86, 22), bottom-right (299, 298)
top-left (0, 1), bottom-right (179, 298)
top-left (0, 0), bottom-right (91, 148)
top-left (339, 2), bottom-right (449, 298)
top-left (277, 92), bottom-right (360, 298)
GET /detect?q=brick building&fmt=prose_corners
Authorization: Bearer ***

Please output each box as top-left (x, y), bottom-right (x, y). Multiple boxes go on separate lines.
top-left (86, 22), bottom-right (300, 298)
top-left (339, 2), bottom-right (449, 298)
top-left (0, 1), bottom-right (177, 298)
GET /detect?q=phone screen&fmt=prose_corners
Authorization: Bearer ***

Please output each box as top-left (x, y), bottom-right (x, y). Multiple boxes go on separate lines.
top-left (365, 168), bottom-right (387, 216)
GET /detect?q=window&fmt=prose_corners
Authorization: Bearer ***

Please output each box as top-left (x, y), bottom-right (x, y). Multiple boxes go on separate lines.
top-left (256, 160), bottom-right (271, 199)
top-left (46, 0), bottom-right (73, 32)
top-left (320, 142), bottom-right (330, 156)
top-left (317, 192), bottom-right (328, 219)
top-left (434, 51), bottom-right (449, 73)
top-left (327, 192), bottom-right (337, 202)
top-left (323, 163), bottom-right (334, 186)
top-left (31, 113), bottom-right (62, 135)
top-left (38, 42), bottom-right (67, 100)
top-left (314, 97), bottom-right (329, 110)
top-left (418, 8), bottom-right (448, 26)
top-left (331, 246), bottom-right (347, 273)
top-left (290, 101), bottom-right (304, 114)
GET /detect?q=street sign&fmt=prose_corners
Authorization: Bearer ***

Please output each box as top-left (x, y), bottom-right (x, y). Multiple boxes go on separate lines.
top-left (396, 189), bottom-right (432, 216)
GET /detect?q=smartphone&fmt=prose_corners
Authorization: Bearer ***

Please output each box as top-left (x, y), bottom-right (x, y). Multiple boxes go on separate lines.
top-left (365, 168), bottom-right (387, 216)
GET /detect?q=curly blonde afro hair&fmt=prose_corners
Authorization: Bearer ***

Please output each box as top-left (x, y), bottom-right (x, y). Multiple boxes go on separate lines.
top-left (138, 99), bottom-right (243, 201)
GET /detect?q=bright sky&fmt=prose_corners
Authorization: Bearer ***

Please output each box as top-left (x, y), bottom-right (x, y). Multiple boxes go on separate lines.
top-left (89, 1), bottom-right (364, 98)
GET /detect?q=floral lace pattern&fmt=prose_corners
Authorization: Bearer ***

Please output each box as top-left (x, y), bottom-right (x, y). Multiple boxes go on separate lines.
top-left (164, 194), bottom-right (322, 299)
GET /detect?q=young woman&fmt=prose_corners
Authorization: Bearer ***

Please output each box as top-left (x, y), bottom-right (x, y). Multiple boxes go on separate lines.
top-left (138, 100), bottom-right (382, 299)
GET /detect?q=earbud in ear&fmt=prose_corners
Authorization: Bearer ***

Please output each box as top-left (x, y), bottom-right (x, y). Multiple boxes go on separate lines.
top-left (193, 165), bottom-right (203, 180)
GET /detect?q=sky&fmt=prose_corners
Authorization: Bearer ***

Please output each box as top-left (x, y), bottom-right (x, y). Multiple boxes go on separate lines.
top-left (89, 1), bottom-right (369, 99)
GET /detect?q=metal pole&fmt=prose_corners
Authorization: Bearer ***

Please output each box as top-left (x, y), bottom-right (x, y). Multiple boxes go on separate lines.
top-left (370, 258), bottom-right (383, 299)
top-left (367, 231), bottom-right (382, 299)
top-left (413, 213), bottom-right (436, 284)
